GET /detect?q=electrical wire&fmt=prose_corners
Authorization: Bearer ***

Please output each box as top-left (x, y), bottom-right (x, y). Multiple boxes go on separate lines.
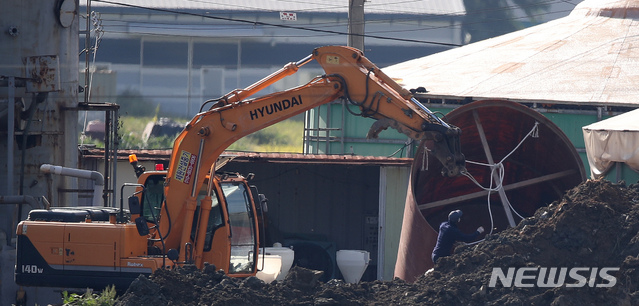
top-left (387, 139), bottom-right (414, 158)
top-left (89, 0), bottom-right (576, 45)
top-left (80, 11), bottom-right (105, 147)
top-left (94, 7), bottom-right (572, 41)
top-left (176, 0), bottom-right (570, 21)
top-left (177, 0), bottom-right (458, 16)
top-left (92, 0), bottom-right (462, 46)
top-left (96, 0), bottom-right (570, 29)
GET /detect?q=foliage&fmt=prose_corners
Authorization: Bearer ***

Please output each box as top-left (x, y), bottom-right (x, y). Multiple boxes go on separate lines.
top-left (62, 285), bottom-right (117, 306)
top-left (80, 115), bottom-right (303, 152)
top-left (227, 119), bottom-right (303, 153)
top-left (116, 88), bottom-right (156, 116)
top-left (462, 0), bottom-right (551, 43)
top-left (119, 116), bottom-right (155, 133)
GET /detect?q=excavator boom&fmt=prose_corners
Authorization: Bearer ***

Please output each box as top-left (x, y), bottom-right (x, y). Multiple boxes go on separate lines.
top-left (162, 46), bottom-right (465, 260)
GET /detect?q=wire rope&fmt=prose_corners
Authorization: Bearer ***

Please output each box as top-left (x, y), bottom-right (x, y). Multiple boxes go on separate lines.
top-left (461, 121), bottom-right (539, 244)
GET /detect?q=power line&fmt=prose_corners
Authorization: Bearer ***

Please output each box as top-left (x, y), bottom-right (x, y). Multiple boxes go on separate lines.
top-left (92, 0), bottom-right (462, 47)
top-left (179, 0), bottom-right (462, 16)
top-left (176, 0), bottom-right (571, 23)
top-left (91, 0), bottom-right (575, 46)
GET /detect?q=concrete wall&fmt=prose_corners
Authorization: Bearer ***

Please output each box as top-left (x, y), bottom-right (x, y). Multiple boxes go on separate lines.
top-left (1, 1), bottom-right (80, 305)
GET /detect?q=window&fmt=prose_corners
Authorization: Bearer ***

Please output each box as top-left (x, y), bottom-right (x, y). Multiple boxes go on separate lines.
top-left (141, 175), bottom-right (165, 222)
top-left (222, 182), bottom-right (256, 274)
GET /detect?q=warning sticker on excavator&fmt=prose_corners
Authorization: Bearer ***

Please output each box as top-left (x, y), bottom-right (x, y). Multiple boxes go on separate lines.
top-left (175, 150), bottom-right (197, 184)
top-left (326, 56), bottom-right (339, 65)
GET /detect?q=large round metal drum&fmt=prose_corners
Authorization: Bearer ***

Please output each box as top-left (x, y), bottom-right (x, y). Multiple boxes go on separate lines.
top-left (414, 100), bottom-right (585, 235)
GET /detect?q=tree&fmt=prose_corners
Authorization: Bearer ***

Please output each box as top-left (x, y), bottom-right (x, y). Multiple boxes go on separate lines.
top-left (462, 0), bottom-right (551, 44)
top-left (115, 88), bottom-right (156, 116)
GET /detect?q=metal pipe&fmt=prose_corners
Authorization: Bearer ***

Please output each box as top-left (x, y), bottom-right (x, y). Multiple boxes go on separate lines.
top-left (191, 139), bottom-right (205, 197)
top-left (19, 92), bottom-right (48, 221)
top-left (0, 195), bottom-right (47, 209)
top-left (295, 54), bottom-right (313, 67)
top-left (40, 164), bottom-right (104, 206)
top-left (0, 195), bottom-right (49, 246)
top-left (84, 0), bottom-right (91, 104)
top-left (187, 38), bottom-right (193, 116)
top-left (411, 97), bottom-right (450, 128)
top-left (112, 107), bottom-right (119, 208)
top-left (7, 77), bottom-right (15, 196)
top-left (326, 104), bottom-right (331, 153)
top-left (104, 110), bottom-right (110, 206)
top-left (304, 109), bottom-right (310, 153)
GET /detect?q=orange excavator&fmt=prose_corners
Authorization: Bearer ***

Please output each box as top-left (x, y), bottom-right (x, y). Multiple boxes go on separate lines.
top-left (15, 46), bottom-right (465, 290)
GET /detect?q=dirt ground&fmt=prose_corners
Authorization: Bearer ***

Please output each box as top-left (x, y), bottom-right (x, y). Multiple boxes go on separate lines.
top-left (116, 179), bottom-right (639, 305)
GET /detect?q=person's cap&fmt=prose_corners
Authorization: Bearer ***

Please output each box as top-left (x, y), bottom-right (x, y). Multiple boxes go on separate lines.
top-left (448, 210), bottom-right (463, 223)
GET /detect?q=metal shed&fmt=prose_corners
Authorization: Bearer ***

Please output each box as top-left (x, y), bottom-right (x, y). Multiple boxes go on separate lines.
top-left (79, 149), bottom-right (412, 281)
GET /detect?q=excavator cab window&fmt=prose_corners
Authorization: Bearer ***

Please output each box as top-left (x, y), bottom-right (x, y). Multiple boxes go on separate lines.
top-left (222, 182), bottom-right (257, 274)
top-left (141, 175), bottom-right (165, 223)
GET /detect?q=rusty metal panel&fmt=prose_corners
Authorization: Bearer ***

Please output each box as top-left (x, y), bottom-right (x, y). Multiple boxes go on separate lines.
top-left (395, 100), bottom-right (586, 282)
top-left (83, 148), bottom-right (414, 166)
top-left (25, 55), bottom-right (60, 92)
top-left (383, 0), bottom-right (639, 107)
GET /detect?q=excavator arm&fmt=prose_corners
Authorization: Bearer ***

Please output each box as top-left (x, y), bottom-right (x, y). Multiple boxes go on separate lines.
top-left (161, 46), bottom-right (466, 262)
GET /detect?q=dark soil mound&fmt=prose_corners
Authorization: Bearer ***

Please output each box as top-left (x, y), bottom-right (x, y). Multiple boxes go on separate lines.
top-left (116, 179), bottom-right (639, 306)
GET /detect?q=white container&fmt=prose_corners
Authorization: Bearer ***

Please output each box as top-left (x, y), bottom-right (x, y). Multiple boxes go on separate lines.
top-left (336, 250), bottom-right (370, 283)
top-left (264, 245), bottom-right (295, 281)
top-left (256, 254), bottom-right (282, 284)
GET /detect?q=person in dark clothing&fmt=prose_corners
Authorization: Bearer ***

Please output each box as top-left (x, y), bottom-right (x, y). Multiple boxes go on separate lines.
top-left (431, 210), bottom-right (484, 264)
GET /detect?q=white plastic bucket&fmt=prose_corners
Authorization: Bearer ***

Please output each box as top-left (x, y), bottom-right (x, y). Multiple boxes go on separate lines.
top-left (336, 250), bottom-right (370, 283)
top-left (264, 246), bottom-right (295, 281)
top-left (256, 254), bottom-right (282, 284)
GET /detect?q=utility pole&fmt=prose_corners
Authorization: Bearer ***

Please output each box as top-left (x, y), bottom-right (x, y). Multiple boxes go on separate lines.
top-left (348, 0), bottom-right (365, 52)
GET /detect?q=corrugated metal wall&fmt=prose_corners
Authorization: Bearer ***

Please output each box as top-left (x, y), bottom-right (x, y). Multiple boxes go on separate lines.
top-left (309, 104), bottom-right (639, 183)
top-left (306, 103), bottom-right (414, 157)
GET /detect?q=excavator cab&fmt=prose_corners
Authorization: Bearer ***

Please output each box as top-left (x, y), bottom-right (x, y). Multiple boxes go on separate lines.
top-left (134, 170), bottom-right (259, 276)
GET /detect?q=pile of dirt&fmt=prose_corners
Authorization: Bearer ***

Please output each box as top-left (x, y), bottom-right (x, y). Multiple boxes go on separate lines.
top-left (116, 179), bottom-right (639, 306)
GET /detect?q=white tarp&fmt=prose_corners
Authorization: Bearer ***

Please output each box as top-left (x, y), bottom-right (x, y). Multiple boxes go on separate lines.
top-left (582, 108), bottom-right (639, 178)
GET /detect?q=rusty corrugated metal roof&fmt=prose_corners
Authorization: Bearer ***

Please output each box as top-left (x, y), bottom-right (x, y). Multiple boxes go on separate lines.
top-left (81, 148), bottom-right (412, 166)
top-left (227, 151), bottom-right (413, 166)
top-left (383, 0), bottom-right (639, 107)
